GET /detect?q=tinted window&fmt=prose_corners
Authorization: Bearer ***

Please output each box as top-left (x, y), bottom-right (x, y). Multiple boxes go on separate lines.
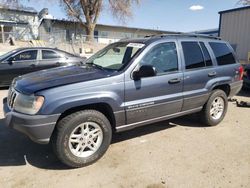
top-left (182, 42), bottom-right (205, 69)
top-left (209, 42), bottom-right (236, 65)
top-left (200, 42), bottom-right (212, 66)
top-left (140, 42), bottom-right (178, 74)
top-left (12, 50), bottom-right (37, 61)
top-left (42, 50), bottom-right (61, 59)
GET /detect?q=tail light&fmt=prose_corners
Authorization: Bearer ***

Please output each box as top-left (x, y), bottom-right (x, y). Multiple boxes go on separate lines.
top-left (239, 65), bottom-right (244, 80)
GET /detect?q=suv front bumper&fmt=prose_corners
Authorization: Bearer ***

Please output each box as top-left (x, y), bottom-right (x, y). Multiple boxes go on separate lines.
top-left (3, 98), bottom-right (60, 144)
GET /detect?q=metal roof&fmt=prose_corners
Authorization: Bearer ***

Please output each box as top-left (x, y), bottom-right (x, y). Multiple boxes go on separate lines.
top-left (0, 4), bottom-right (37, 14)
top-left (41, 18), bottom-right (181, 34)
top-left (219, 6), bottom-right (250, 14)
top-left (0, 19), bottom-right (29, 26)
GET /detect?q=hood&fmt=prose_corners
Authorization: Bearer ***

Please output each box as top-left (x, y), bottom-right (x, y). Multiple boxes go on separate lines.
top-left (14, 65), bottom-right (111, 95)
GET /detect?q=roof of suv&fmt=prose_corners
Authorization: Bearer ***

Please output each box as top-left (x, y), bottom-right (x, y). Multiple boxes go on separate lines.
top-left (120, 34), bottom-right (221, 45)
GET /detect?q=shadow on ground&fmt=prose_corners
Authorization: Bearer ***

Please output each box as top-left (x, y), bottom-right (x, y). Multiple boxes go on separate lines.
top-left (237, 89), bottom-right (250, 97)
top-left (0, 87), bottom-right (9, 90)
top-left (0, 114), bottom-right (206, 170)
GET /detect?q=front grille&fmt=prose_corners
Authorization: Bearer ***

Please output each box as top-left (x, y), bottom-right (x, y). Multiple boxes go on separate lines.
top-left (7, 88), bottom-right (18, 109)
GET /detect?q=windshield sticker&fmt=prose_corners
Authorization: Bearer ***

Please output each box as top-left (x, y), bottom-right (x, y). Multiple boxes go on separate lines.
top-left (127, 43), bottom-right (145, 48)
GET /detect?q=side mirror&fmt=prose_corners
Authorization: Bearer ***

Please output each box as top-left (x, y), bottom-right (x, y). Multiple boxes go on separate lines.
top-left (133, 65), bottom-right (157, 80)
top-left (7, 58), bottom-right (13, 65)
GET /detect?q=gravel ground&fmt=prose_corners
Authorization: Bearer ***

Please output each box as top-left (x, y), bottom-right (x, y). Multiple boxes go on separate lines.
top-left (0, 89), bottom-right (249, 188)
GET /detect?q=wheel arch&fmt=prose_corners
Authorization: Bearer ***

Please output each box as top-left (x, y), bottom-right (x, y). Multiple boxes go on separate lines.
top-left (57, 102), bottom-right (116, 132)
top-left (212, 84), bottom-right (230, 97)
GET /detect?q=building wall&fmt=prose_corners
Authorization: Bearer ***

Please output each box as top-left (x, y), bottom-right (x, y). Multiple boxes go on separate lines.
top-left (39, 19), bottom-right (176, 44)
top-left (220, 8), bottom-right (250, 61)
top-left (0, 9), bottom-right (39, 40)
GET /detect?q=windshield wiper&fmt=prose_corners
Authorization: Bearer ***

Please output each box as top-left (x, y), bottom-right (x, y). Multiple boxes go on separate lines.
top-left (86, 62), bottom-right (107, 71)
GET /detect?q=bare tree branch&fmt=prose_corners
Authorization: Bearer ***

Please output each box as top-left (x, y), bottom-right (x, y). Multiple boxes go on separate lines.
top-left (108, 0), bottom-right (140, 24)
top-left (3, 0), bottom-right (140, 41)
top-left (238, 0), bottom-right (250, 5)
top-left (62, 0), bottom-right (87, 28)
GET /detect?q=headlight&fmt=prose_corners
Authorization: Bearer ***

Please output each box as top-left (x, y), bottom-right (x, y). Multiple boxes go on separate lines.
top-left (14, 93), bottom-right (44, 115)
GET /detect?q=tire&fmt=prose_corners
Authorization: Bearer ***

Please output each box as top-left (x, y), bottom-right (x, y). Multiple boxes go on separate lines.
top-left (200, 89), bottom-right (228, 126)
top-left (52, 110), bottom-right (112, 168)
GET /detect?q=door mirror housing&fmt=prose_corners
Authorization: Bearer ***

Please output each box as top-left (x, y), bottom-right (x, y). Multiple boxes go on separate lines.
top-left (133, 65), bottom-right (157, 80)
top-left (7, 58), bottom-right (13, 65)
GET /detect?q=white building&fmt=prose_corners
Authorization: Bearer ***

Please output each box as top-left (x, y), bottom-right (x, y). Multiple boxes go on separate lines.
top-left (0, 4), bottom-right (40, 42)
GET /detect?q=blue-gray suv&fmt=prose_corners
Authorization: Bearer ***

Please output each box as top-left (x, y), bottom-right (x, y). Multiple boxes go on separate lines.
top-left (3, 34), bottom-right (243, 168)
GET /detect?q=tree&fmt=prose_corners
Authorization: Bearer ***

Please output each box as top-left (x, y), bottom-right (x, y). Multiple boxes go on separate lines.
top-left (238, 0), bottom-right (250, 5)
top-left (1, 0), bottom-right (140, 41)
top-left (61, 0), bottom-right (140, 41)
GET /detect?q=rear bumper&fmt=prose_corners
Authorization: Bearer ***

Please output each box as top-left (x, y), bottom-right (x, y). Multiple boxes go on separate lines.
top-left (229, 80), bottom-right (243, 97)
top-left (3, 98), bottom-right (60, 144)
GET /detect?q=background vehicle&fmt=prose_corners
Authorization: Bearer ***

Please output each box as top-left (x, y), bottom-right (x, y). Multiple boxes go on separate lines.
top-left (0, 47), bottom-right (86, 87)
top-left (242, 64), bottom-right (250, 89)
top-left (3, 34), bottom-right (243, 168)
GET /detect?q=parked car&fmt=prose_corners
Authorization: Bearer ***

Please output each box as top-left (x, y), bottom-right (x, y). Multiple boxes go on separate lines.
top-left (3, 34), bottom-right (243, 168)
top-left (242, 64), bottom-right (250, 89)
top-left (0, 47), bottom-right (86, 87)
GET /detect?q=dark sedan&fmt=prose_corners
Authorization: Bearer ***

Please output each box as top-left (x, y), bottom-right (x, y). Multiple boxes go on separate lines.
top-left (0, 47), bottom-right (86, 86)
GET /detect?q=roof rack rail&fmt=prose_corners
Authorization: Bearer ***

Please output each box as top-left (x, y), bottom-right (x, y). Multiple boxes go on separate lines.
top-left (144, 33), bottom-right (221, 40)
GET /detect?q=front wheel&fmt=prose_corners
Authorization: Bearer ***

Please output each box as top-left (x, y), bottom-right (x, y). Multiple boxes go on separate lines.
top-left (52, 110), bottom-right (112, 168)
top-left (200, 89), bottom-right (228, 126)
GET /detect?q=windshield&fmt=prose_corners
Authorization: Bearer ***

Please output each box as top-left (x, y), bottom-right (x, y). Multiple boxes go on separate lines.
top-left (86, 42), bottom-right (144, 71)
top-left (0, 49), bottom-right (19, 60)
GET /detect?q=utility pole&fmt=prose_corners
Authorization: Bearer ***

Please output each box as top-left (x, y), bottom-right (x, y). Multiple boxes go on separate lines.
top-left (1, 25), bottom-right (5, 43)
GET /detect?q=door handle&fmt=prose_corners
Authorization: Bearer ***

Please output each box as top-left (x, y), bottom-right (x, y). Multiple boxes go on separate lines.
top-left (168, 78), bottom-right (181, 84)
top-left (208, 71), bottom-right (217, 77)
top-left (56, 62), bottom-right (61, 66)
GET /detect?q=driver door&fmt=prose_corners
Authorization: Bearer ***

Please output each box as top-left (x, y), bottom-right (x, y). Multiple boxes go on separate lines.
top-left (124, 41), bottom-right (184, 125)
top-left (0, 50), bottom-right (38, 86)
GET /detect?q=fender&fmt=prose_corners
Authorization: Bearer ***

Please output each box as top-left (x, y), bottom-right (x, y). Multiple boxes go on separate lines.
top-left (39, 91), bottom-right (124, 115)
top-left (36, 76), bottom-right (125, 115)
top-left (205, 76), bottom-right (232, 92)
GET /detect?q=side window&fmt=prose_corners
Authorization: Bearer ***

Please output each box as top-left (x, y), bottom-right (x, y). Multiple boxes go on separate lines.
top-left (200, 42), bottom-right (213, 66)
top-left (12, 50), bottom-right (37, 61)
top-left (181, 42), bottom-right (205, 69)
top-left (209, 42), bottom-right (236, 65)
top-left (140, 42), bottom-right (178, 74)
top-left (42, 50), bottom-right (61, 59)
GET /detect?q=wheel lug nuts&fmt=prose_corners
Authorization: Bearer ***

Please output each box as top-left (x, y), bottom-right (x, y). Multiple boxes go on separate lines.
top-left (88, 141), bottom-right (91, 144)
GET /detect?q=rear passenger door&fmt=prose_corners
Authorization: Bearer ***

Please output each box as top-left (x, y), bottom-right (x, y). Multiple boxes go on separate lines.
top-left (38, 50), bottom-right (66, 70)
top-left (179, 40), bottom-right (216, 111)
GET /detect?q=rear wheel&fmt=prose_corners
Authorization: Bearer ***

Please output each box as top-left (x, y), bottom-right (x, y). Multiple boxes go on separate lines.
top-left (52, 110), bottom-right (112, 168)
top-left (200, 89), bottom-right (228, 126)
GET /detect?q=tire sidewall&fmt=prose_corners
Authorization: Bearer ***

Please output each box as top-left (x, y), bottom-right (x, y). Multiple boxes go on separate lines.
top-left (205, 90), bottom-right (228, 126)
top-left (57, 111), bottom-right (112, 167)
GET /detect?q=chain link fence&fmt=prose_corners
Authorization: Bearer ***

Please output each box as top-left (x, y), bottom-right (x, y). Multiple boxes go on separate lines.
top-left (38, 31), bottom-right (126, 57)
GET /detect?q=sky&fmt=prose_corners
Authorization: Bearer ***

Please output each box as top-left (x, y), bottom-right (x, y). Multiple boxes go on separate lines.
top-left (19, 0), bottom-right (242, 32)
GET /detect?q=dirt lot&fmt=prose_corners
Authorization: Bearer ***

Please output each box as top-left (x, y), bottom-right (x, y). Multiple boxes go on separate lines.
top-left (0, 89), bottom-right (249, 188)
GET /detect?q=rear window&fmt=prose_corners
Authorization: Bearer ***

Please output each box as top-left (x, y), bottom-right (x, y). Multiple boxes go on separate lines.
top-left (182, 42), bottom-right (205, 69)
top-left (209, 42), bottom-right (236, 65)
top-left (42, 50), bottom-right (61, 59)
